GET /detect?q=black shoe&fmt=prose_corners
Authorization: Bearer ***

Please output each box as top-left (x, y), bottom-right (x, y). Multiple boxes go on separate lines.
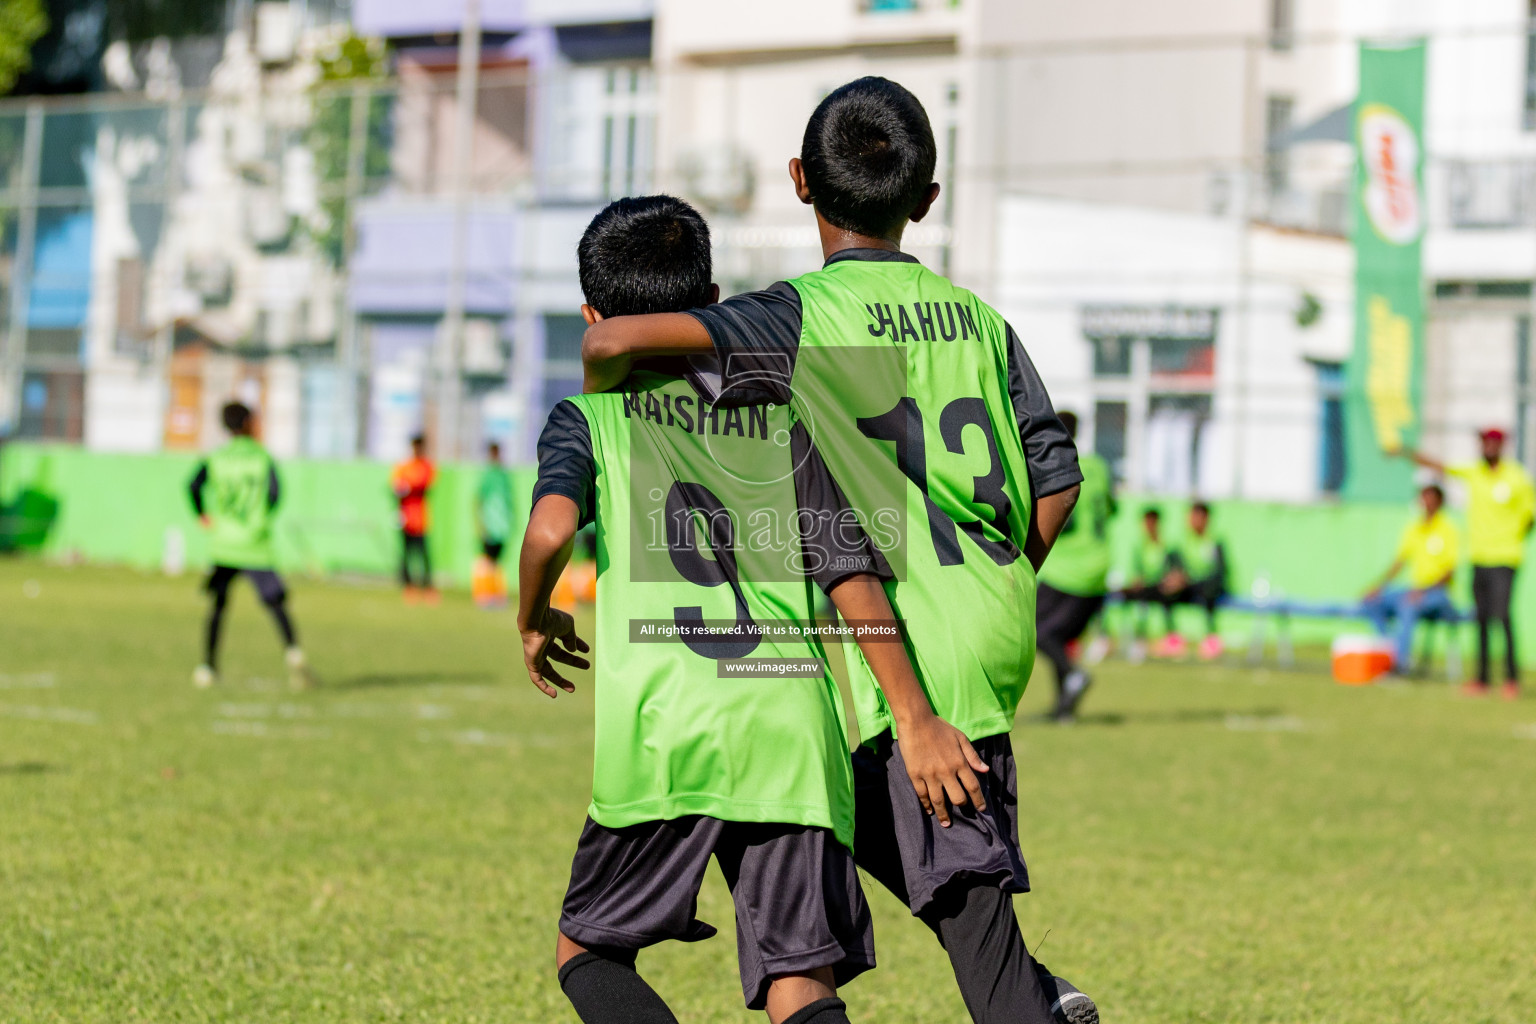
top-left (1047, 976), bottom-right (1099, 1024)
top-left (1055, 669), bottom-right (1092, 720)
top-left (1034, 960), bottom-right (1099, 1024)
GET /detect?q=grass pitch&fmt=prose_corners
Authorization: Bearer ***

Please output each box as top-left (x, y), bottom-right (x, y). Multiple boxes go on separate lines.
top-left (2, 561), bottom-right (1534, 1023)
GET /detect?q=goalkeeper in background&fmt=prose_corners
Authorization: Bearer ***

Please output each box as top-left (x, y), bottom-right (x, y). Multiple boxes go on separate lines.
top-left (188, 401), bottom-right (310, 691)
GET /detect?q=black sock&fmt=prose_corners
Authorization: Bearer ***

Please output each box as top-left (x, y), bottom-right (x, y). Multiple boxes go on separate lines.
top-left (266, 600), bottom-right (297, 647)
top-left (782, 996), bottom-right (850, 1024)
top-left (204, 601), bottom-right (227, 668)
top-left (558, 951), bottom-right (678, 1024)
top-left (921, 885), bottom-right (1056, 1024)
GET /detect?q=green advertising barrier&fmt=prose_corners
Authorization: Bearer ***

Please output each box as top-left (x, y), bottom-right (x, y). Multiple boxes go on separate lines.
top-left (0, 441), bottom-right (536, 586)
top-left (1345, 41), bottom-right (1427, 500)
top-left (6, 442), bottom-right (1536, 666)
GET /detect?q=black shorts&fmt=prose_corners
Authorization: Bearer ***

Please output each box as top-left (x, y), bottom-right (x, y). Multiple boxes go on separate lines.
top-left (206, 565), bottom-right (286, 604)
top-left (1036, 584), bottom-right (1105, 646)
top-left (852, 730), bottom-right (1028, 917)
top-left (560, 816), bottom-right (875, 1009)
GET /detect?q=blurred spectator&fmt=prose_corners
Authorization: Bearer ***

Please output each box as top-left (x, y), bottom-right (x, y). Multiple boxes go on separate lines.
top-left (472, 440), bottom-right (513, 608)
top-left (1157, 502), bottom-right (1228, 660)
top-left (1406, 429), bottom-right (1533, 698)
top-left (391, 434), bottom-right (437, 602)
top-left (1120, 507), bottom-right (1169, 661)
top-left (1362, 483), bottom-right (1459, 673)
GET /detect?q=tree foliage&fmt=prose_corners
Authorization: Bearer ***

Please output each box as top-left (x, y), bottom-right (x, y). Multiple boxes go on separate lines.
top-left (308, 32), bottom-right (392, 267)
top-left (0, 0), bottom-right (49, 95)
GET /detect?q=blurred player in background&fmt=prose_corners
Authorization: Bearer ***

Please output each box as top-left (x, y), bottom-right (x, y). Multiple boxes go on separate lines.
top-left (1362, 483), bottom-right (1459, 674)
top-left (187, 401), bottom-right (310, 690)
top-left (391, 433), bottom-right (436, 602)
top-left (1156, 502), bottom-right (1228, 660)
top-left (1036, 411), bottom-right (1115, 721)
top-left (1120, 507), bottom-right (1170, 661)
top-left (472, 440), bottom-right (513, 608)
top-left (1406, 428), bottom-right (1533, 698)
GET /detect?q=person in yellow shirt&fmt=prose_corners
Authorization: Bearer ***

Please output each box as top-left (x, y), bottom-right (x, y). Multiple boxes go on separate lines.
top-left (1361, 483), bottom-right (1460, 673)
top-left (1409, 428), bottom-right (1533, 698)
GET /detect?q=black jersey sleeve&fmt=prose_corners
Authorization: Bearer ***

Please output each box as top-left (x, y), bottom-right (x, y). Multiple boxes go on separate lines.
top-left (532, 400), bottom-right (598, 529)
top-left (790, 422), bottom-right (893, 594)
top-left (1004, 323), bottom-right (1083, 499)
top-left (188, 462), bottom-right (209, 516)
top-left (685, 282), bottom-right (802, 406)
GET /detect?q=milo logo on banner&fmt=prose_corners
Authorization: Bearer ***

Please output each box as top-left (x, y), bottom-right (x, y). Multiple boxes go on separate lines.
top-left (1359, 102), bottom-right (1423, 246)
top-left (1344, 42), bottom-right (1426, 500)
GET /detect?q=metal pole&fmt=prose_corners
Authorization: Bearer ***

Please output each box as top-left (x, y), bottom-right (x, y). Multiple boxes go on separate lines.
top-left (339, 81), bottom-right (369, 456)
top-left (152, 97), bottom-right (186, 444)
top-left (3, 102), bottom-right (44, 436)
top-left (1230, 35), bottom-right (1258, 499)
top-left (438, 0), bottom-right (481, 462)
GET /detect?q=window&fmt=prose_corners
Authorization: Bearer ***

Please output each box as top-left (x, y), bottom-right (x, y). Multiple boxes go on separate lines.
top-left (1269, 0), bottom-right (1294, 51)
top-left (1082, 305), bottom-right (1219, 493)
top-left (1315, 361), bottom-right (1346, 493)
top-left (18, 369), bottom-right (85, 441)
top-left (543, 313), bottom-right (585, 365)
top-left (1094, 401), bottom-right (1128, 482)
top-left (1265, 96), bottom-right (1294, 196)
top-left (542, 65), bottom-right (654, 202)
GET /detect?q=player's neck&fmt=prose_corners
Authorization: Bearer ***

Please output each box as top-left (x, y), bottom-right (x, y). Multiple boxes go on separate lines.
top-left (1486, 455), bottom-right (1501, 468)
top-left (815, 213), bottom-right (904, 262)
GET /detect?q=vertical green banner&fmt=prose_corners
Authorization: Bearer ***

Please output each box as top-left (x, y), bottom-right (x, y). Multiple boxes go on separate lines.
top-left (1344, 41), bottom-right (1426, 500)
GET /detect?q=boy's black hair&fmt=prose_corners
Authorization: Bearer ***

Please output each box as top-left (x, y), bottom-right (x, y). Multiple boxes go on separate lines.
top-left (222, 401), bottom-right (252, 434)
top-left (1058, 410), bottom-right (1079, 438)
top-left (411, 433), bottom-right (426, 448)
top-left (1421, 483), bottom-right (1445, 502)
top-left (578, 195), bottom-right (712, 318)
top-left (1191, 501), bottom-right (1211, 516)
top-left (1143, 507), bottom-right (1161, 521)
top-left (800, 76), bottom-right (937, 238)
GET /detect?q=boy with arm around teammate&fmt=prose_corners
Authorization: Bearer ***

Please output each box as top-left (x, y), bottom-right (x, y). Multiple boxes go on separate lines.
top-left (520, 195), bottom-right (988, 1024)
top-left (579, 80), bottom-right (1095, 1024)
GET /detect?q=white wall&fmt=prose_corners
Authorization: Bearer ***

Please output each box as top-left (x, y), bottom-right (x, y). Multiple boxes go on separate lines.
top-left (995, 195), bottom-right (1351, 502)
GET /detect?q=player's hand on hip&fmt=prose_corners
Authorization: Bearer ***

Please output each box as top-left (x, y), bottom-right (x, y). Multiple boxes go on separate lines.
top-left (897, 712), bottom-right (989, 828)
top-left (520, 608), bottom-right (590, 699)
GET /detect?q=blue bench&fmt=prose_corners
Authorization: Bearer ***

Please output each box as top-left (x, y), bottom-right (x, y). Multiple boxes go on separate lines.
top-left (1106, 588), bottom-right (1470, 680)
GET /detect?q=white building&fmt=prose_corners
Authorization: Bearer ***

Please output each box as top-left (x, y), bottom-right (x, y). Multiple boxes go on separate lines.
top-left (649, 0), bottom-right (1536, 501)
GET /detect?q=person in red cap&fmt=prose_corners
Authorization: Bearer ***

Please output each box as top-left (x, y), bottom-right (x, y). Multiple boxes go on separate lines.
top-left (1407, 428), bottom-right (1534, 698)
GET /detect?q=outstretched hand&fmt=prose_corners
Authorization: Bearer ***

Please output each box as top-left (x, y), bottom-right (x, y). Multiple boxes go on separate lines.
top-left (520, 607), bottom-right (590, 698)
top-left (898, 713), bottom-right (990, 828)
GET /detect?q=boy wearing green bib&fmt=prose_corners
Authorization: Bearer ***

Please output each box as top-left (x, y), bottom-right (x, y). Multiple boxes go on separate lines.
top-left (580, 81), bottom-right (1094, 1024)
top-left (1036, 412), bottom-right (1116, 720)
top-left (187, 401), bottom-right (310, 690)
top-left (521, 196), bottom-right (984, 1024)
top-left (1158, 502), bottom-right (1228, 660)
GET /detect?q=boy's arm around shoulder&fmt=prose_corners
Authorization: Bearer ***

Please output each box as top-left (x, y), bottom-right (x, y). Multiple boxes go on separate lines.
top-left (581, 313), bottom-right (714, 393)
top-left (825, 574), bottom-right (990, 828)
top-left (517, 495), bottom-right (591, 698)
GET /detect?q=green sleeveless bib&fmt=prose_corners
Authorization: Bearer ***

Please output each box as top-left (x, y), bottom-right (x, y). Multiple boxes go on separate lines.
top-left (788, 260), bottom-right (1037, 742)
top-left (566, 370), bottom-right (855, 846)
top-left (204, 437), bottom-right (277, 569)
